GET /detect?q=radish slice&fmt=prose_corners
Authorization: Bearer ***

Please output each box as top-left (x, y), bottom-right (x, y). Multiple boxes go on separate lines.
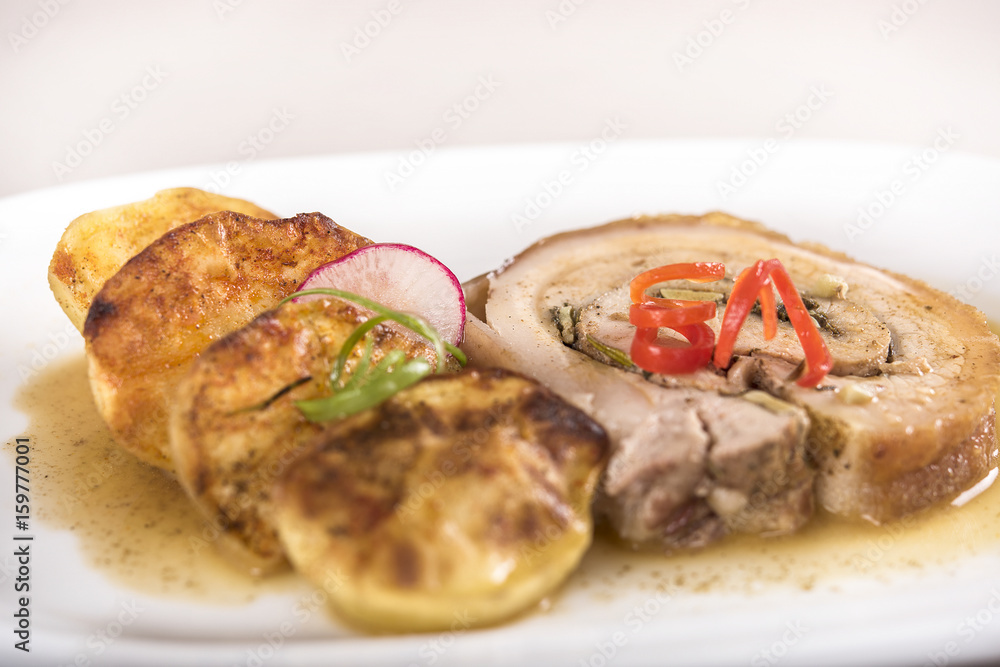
top-left (297, 243), bottom-right (466, 346)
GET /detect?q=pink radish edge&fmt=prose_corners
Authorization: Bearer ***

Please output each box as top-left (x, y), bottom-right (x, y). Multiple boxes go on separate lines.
top-left (296, 243), bottom-right (467, 346)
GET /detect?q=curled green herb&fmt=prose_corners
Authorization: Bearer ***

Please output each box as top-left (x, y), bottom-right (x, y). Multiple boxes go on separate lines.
top-left (586, 335), bottom-right (634, 369)
top-left (281, 288), bottom-right (467, 421)
top-left (296, 354), bottom-right (432, 422)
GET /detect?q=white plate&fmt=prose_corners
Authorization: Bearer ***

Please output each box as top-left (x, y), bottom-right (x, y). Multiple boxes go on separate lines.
top-left (2, 139), bottom-right (1000, 667)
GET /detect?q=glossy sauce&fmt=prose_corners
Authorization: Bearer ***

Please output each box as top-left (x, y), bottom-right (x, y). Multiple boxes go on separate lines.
top-left (10, 352), bottom-right (1000, 609)
top-left (568, 320), bottom-right (1000, 597)
top-left (572, 480), bottom-right (1000, 600)
top-left (11, 354), bottom-right (299, 602)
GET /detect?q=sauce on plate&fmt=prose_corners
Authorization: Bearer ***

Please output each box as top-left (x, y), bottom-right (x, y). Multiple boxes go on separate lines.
top-left (11, 354), bottom-right (299, 603)
top-left (9, 351), bottom-right (1000, 607)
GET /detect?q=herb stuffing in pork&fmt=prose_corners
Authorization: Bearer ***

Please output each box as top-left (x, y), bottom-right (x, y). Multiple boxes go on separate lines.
top-left (463, 212), bottom-right (1000, 549)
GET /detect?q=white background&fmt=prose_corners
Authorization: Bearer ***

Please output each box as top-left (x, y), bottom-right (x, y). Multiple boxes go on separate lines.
top-left (1, 0), bottom-right (998, 198)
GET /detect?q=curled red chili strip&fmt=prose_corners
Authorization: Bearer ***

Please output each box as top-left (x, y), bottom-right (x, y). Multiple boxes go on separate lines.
top-left (627, 259), bottom-right (832, 387)
top-left (713, 259), bottom-right (833, 387)
top-left (630, 321), bottom-right (716, 375)
top-left (630, 262), bottom-right (726, 304)
top-left (627, 262), bottom-right (725, 376)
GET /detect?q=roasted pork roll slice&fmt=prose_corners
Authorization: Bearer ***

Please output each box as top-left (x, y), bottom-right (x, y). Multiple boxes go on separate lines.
top-left (86, 211), bottom-right (371, 470)
top-left (170, 297), bottom-right (443, 574)
top-left (466, 212), bottom-right (1000, 537)
top-left (463, 317), bottom-right (814, 549)
top-left (271, 368), bottom-right (609, 632)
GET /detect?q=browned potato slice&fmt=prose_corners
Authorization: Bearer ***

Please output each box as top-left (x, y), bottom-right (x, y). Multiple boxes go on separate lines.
top-left (272, 368), bottom-right (609, 632)
top-left (85, 211), bottom-right (371, 470)
top-left (169, 298), bottom-right (444, 574)
top-left (49, 187), bottom-right (277, 331)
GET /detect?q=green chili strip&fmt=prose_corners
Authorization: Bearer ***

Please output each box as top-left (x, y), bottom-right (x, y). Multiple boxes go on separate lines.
top-left (281, 287), bottom-right (467, 422)
top-left (281, 288), bottom-right (467, 370)
top-left (297, 357), bottom-right (432, 422)
top-left (332, 315), bottom-right (387, 389)
top-left (338, 334), bottom-right (377, 392)
top-left (586, 335), bottom-right (635, 369)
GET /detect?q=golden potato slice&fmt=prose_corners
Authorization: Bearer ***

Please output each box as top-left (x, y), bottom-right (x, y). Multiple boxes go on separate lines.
top-left (272, 368), bottom-right (610, 632)
top-left (49, 187), bottom-right (277, 331)
top-left (85, 211), bottom-right (372, 470)
top-left (170, 298), bottom-right (445, 574)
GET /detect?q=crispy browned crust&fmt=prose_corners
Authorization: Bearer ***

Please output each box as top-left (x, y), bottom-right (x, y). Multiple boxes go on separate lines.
top-left (811, 406), bottom-right (999, 523)
top-left (85, 210), bottom-right (372, 470)
top-left (271, 367), bottom-right (609, 631)
top-left (48, 187), bottom-right (278, 331)
top-left (487, 210), bottom-right (1000, 525)
top-left (864, 410), bottom-right (996, 521)
top-left (169, 298), bottom-right (441, 574)
top-left (279, 366), bottom-right (610, 548)
top-left (647, 214), bottom-right (1000, 522)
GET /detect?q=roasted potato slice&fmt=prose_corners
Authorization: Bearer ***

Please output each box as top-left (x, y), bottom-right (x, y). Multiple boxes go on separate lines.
top-left (170, 297), bottom-right (445, 574)
top-left (272, 368), bottom-right (610, 632)
top-left (49, 187), bottom-right (277, 331)
top-left (85, 211), bottom-right (372, 470)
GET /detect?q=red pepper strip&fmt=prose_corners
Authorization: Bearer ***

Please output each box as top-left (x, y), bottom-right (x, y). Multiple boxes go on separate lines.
top-left (630, 262), bottom-right (726, 304)
top-left (714, 259), bottom-right (833, 387)
top-left (765, 262), bottom-right (833, 387)
top-left (627, 257), bottom-right (721, 375)
top-left (733, 265), bottom-right (778, 340)
top-left (629, 300), bottom-right (717, 328)
top-left (714, 261), bottom-right (769, 371)
top-left (759, 280), bottom-right (778, 340)
top-left (630, 321), bottom-right (716, 375)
